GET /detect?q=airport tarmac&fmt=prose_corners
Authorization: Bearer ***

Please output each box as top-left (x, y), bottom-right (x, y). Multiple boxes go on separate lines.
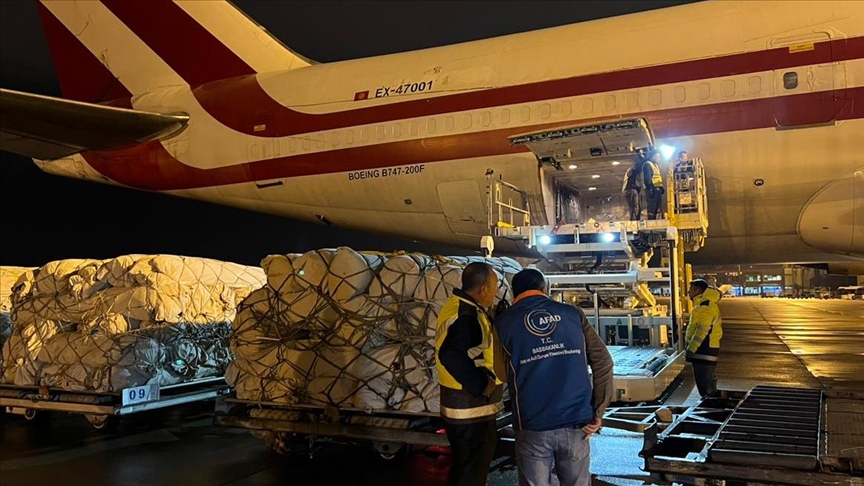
top-left (1, 298), bottom-right (861, 486)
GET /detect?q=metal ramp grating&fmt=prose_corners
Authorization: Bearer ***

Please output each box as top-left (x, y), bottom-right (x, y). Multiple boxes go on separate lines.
top-left (708, 385), bottom-right (823, 470)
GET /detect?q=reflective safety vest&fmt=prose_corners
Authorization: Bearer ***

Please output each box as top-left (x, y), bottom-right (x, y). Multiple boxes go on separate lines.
top-left (643, 161), bottom-right (664, 188)
top-left (685, 287), bottom-right (723, 363)
top-left (435, 291), bottom-right (504, 422)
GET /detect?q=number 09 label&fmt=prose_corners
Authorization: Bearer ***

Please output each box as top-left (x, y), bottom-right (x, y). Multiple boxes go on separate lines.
top-left (122, 384), bottom-right (160, 406)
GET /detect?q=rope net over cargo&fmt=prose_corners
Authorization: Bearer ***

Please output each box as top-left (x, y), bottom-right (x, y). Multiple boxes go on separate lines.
top-left (1, 266), bottom-right (35, 352)
top-left (227, 247), bottom-right (522, 414)
top-left (0, 255), bottom-right (266, 392)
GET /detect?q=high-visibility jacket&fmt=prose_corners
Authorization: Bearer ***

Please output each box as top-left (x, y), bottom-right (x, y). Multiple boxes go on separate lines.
top-left (685, 287), bottom-right (723, 363)
top-left (435, 289), bottom-right (504, 423)
top-left (643, 161), bottom-right (664, 189)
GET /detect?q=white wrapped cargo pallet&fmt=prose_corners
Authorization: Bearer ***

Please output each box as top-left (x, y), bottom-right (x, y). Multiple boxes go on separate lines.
top-left (1, 267), bottom-right (35, 353)
top-left (227, 247), bottom-right (521, 415)
top-left (0, 255), bottom-right (266, 393)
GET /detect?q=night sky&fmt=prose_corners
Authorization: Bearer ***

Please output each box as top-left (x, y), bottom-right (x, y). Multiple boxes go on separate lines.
top-left (0, 0), bottom-right (695, 267)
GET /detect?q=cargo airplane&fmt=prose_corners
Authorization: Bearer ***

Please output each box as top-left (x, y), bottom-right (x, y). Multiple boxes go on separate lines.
top-left (1, 0), bottom-right (862, 274)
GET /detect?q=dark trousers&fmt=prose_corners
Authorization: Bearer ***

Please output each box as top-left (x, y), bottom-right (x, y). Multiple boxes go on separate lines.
top-left (692, 362), bottom-right (717, 398)
top-left (625, 189), bottom-right (642, 221)
top-left (646, 189), bottom-right (663, 220)
top-left (445, 418), bottom-right (498, 486)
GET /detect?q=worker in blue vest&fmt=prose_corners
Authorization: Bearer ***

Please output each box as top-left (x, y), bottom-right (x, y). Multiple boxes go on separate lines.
top-left (495, 268), bottom-right (614, 486)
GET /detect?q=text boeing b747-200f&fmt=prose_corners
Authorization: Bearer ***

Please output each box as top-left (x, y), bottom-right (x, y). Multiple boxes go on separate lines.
top-left (1, 0), bottom-right (862, 274)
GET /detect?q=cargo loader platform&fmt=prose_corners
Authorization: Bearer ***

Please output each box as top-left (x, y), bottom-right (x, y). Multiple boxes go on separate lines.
top-left (485, 120), bottom-right (710, 403)
top-left (607, 346), bottom-right (686, 403)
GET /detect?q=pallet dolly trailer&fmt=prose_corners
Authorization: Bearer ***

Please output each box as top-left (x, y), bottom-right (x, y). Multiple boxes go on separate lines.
top-left (0, 376), bottom-right (230, 430)
top-left (214, 396), bottom-right (515, 460)
top-left (215, 392), bottom-right (688, 460)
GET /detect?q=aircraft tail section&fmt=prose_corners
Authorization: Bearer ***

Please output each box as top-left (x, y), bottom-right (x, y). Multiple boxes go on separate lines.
top-left (37, 0), bottom-right (311, 103)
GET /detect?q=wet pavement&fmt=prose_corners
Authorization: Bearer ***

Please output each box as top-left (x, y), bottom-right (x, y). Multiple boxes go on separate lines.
top-left (0, 298), bottom-right (861, 486)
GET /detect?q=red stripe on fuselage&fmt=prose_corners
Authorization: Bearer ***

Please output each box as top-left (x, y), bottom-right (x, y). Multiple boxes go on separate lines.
top-left (81, 87), bottom-right (864, 191)
top-left (101, 0), bottom-right (255, 87)
top-left (189, 36), bottom-right (864, 137)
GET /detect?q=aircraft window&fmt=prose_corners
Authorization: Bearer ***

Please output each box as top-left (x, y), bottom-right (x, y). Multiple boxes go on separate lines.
top-left (783, 72), bottom-right (798, 90)
top-left (673, 86), bottom-right (686, 103)
top-left (582, 98), bottom-right (594, 114)
top-left (288, 138), bottom-right (297, 152)
top-left (500, 108), bottom-right (510, 124)
top-left (426, 118), bottom-right (437, 133)
top-left (330, 132), bottom-right (340, 147)
top-left (540, 103), bottom-right (551, 119)
top-left (376, 125), bottom-right (386, 139)
top-left (445, 116), bottom-right (454, 131)
top-left (721, 79), bottom-right (735, 97)
top-left (481, 111), bottom-right (491, 127)
top-left (696, 83), bottom-right (710, 100)
top-left (626, 92), bottom-right (638, 109)
top-left (462, 114), bottom-right (472, 129)
top-left (520, 106), bottom-right (531, 122)
top-left (409, 121), bottom-right (419, 136)
top-left (747, 76), bottom-right (761, 95)
top-left (648, 89), bottom-right (662, 107)
top-left (302, 139), bottom-right (311, 150)
top-left (393, 123), bottom-right (402, 138)
top-left (561, 101), bottom-right (572, 117)
top-left (604, 95), bottom-right (616, 112)
top-left (345, 130), bottom-right (355, 144)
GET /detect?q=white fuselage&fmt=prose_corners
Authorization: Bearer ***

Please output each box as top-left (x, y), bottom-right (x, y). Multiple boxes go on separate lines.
top-left (37, 0), bottom-right (864, 266)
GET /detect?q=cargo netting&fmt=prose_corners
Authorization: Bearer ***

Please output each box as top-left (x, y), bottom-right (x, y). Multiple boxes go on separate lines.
top-left (1, 266), bottom-right (35, 353)
top-left (227, 247), bottom-right (521, 414)
top-left (0, 255), bottom-right (266, 392)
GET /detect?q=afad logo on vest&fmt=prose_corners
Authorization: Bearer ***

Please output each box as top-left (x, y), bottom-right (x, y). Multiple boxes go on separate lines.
top-left (524, 309), bottom-right (561, 337)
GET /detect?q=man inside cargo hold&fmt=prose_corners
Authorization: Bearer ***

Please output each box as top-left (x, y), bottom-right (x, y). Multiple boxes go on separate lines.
top-left (435, 262), bottom-right (506, 486)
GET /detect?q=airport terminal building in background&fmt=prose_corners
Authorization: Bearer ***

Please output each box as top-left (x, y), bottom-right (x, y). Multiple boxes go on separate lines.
top-left (695, 264), bottom-right (861, 298)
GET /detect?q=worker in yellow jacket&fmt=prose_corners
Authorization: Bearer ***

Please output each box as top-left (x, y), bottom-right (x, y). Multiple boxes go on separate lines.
top-left (684, 279), bottom-right (723, 398)
top-left (642, 150), bottom-right (665, 220)
top-left (435, 262), bottom-right (505, 486)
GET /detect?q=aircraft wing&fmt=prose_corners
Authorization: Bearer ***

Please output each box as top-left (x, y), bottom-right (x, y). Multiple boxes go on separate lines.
top-left (0, 88), bottom-right (189, 160)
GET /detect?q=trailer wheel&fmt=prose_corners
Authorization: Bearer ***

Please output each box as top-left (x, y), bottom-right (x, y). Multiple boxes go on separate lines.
top-left (85, 414), bottom-right (118, 432)
top-left (261, 432), bottom-right (305, 457)
top-left (372, 441), bottom-right (406, 461)
top-left (23, 408), bottom-right (48, 422)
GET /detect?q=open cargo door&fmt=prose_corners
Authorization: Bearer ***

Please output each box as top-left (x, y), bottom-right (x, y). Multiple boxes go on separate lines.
top-left (509, 118), bottom-right (655, 224)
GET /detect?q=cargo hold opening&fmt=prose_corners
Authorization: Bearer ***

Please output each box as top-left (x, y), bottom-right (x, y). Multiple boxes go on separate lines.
top-left (511, 118), bottom-right (655, 226)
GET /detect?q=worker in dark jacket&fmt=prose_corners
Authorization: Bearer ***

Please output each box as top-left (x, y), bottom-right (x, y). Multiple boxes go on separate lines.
top-left (643, 150), bottom-right (665, 220)
top-left (435, 262), bottom-right (505, 486)
top-left (495, 268), bottom-right (614, 486)
top-left (622, 155), bottom-right (644, 221)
